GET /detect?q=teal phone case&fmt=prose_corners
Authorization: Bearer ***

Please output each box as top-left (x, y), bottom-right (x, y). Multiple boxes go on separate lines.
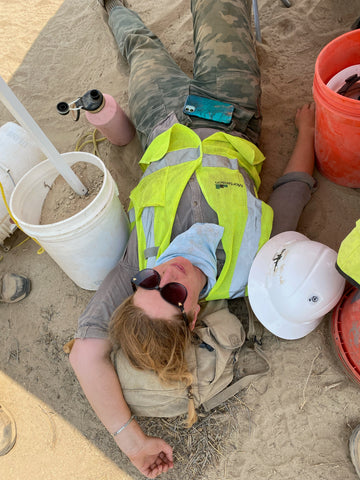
top-left (183, 95), bottom-right (234, 125)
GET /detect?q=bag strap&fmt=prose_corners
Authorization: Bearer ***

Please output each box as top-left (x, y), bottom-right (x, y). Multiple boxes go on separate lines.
top-left (202, 298), bottom-right (270, 412)
top-left (202, 344), bottom-right (270, 411)
top-left (244, 295), bottom-right (264, 344)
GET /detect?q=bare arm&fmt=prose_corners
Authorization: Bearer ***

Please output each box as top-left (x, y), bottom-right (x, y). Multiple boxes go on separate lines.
top-left (69, 338), bottom-right (174, 478)
top-left (267, 103), bottom-right (316, 237)
top-left (283, 102), bottom-right (315, 175)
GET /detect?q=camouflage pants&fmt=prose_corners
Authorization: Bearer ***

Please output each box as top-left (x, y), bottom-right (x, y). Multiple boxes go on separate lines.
top-left (108, 0), bottom-right (261, 149)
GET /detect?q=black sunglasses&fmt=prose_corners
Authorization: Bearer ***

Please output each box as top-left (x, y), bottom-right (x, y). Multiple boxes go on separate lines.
top-left (131, 268), bottom-right (188, 324)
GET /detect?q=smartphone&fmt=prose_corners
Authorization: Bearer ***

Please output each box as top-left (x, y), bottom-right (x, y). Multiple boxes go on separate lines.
top-left (183, 95), bottom-right (234, 125)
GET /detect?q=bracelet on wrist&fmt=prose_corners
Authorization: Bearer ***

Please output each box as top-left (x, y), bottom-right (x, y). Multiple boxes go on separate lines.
top-left (112, 414), bottom-right (135, 437)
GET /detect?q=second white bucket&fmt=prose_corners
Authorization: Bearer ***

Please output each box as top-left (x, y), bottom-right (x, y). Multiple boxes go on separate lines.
top-left (9, 151), bottom-right (130, 290)
top-left (0, 122), bottom-right (45, 243)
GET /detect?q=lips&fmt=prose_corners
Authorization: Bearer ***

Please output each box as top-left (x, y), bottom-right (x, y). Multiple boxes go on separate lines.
top-left (172, 262), bottom-right (185, 274)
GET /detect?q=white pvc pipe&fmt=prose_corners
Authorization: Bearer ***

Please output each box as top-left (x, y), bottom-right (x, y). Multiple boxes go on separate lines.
top-left (0, 76), bottom-right (87, 196)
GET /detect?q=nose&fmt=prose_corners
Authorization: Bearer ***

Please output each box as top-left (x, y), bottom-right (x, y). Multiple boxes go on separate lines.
top-left (157, 265), bottom-right (179, 287)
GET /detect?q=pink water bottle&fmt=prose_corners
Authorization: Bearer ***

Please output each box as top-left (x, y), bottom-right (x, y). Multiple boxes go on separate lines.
top-left (57, 89), bottom-right (136, 146)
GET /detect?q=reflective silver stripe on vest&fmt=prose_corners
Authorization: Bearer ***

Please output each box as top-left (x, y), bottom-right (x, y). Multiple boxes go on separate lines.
top-left (129, 207), bottom-right (158, 267)
top-left (227, 185), bottom-right (263, 298)
top-left (202, 154), bottom-right (239, 170)
top-left (142, 147), bottom-right (201, 178)
top-left (144, 246), bottom-right (159, 259)
top-left (129, 207), bottom-right (135, 224)
top-left (142, 205), bottom-right (157, 268)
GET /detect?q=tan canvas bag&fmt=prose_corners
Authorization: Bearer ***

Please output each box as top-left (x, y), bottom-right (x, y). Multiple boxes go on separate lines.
top-left (112, 299), bottom-right (270, 418)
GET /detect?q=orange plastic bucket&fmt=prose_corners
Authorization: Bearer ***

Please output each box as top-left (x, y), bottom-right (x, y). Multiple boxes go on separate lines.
top-left (313, 29), bottom-right (360, 187)
top-left (330, 286), bottom-right (360, 386)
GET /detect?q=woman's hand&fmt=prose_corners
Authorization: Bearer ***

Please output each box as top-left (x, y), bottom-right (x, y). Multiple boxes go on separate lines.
top-left (295, 102), bottom-right (315, 133)
top-left (70, 339), bottom-right (173, 478)
top-left (127, 435), bottom-right (174, 478)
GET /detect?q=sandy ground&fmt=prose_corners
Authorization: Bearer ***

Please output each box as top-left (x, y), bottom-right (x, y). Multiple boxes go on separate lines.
top-left (1, 0), bottom-right (360, 479)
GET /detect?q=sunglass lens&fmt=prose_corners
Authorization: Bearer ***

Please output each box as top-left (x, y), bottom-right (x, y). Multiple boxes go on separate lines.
top-left (136, 269), bottom-right (160, 289)
top-left (161, 283), bottom-right (187, 307)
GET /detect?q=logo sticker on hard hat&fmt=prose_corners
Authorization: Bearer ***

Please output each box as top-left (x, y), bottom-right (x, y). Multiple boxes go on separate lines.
top-left (272, 248), bottom-right (286, 271)
top-left (308, 295), bottom-right (319, 303)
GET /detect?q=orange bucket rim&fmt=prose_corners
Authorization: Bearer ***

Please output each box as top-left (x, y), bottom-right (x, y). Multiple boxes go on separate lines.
top-left (331, 286), bottom-right (360, 386)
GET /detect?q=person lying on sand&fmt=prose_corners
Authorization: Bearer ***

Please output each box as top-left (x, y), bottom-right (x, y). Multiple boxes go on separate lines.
top-left (69, 0), bottom-right (343, 477)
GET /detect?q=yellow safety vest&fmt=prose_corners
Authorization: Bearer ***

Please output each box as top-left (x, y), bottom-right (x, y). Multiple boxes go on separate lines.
top-left (129, 124), bottom-right (273, 300)
top-left (336, 219), bottom-right (360, 289)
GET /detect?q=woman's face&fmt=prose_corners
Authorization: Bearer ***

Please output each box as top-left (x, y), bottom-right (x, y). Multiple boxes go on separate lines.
top-left (133, 257), bottom-right (207, 328)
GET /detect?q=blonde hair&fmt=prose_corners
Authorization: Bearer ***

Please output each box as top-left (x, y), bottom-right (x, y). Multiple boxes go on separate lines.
top-left (109, 294), bottom-right (198, 426)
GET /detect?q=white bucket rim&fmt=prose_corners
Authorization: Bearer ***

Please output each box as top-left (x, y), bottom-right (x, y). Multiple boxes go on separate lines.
top-left (9, 151), bottom-right (112, 230)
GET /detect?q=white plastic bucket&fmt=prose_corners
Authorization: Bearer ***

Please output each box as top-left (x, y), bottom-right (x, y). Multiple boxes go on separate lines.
top-left (0, 122), bottom-right (45, 243)
top-left (9, 151), bottom-right (130, 290)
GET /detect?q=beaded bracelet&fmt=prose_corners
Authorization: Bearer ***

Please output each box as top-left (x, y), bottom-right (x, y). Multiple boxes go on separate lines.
top-left (112, 414), bottom-right (135, 437)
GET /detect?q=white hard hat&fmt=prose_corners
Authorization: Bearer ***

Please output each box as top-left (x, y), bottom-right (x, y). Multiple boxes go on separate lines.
top-left (248, 232), bottom-right (346, 340)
